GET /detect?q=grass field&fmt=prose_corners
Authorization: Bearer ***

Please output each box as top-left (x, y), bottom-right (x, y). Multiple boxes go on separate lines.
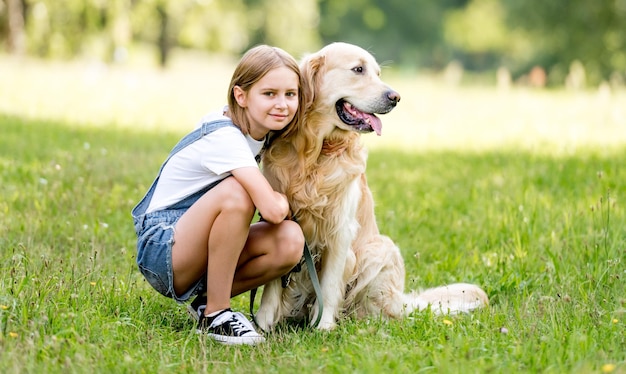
top-left (1, 54), bottom-right (625, 373)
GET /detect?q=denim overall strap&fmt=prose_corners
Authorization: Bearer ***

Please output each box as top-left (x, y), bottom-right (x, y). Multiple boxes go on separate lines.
top-left (131, 119), bottom-right (237, 232)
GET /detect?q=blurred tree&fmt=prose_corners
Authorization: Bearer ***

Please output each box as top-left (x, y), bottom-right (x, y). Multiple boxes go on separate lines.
top-left (1, 0), bottom-right (623, 84)
top-left (132, 0), bottom-right (319, 66)
top-left (109, 0), bottom-right (132, 63)
top-left (501, 0), bottom-right (626, 85)
top-left (4, 0), bottom-right (26, 55)
top-left (317, 0), bottom-right (468, 69)
top-left (444, 0), bottom-right (508, 70)
top-left (172, 0), bottom-right (248, 53)
top-left (155, 0), bottom-right (170, 67)
top-left (243, 0), bottom-right (320, 58)
top-left (21, 0), bottom-right (107, 58)
top-left (131, 0), bottom-right (224, 67)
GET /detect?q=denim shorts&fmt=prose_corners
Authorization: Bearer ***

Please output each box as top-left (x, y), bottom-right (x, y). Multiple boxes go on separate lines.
top-left (135, 209), bottom-right (205, 303)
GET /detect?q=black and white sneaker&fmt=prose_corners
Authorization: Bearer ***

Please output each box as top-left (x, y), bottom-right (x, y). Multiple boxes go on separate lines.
top-left (197, 307), bottom-right (265, 345)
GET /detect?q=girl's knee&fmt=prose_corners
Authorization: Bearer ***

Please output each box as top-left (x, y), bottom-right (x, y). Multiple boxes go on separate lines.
top-left (219, 177), bottom-right (255, 213)
top-left (277, 221), bottom-right (305, 266)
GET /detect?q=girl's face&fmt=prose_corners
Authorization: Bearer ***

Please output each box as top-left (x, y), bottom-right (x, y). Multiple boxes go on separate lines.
top-left (234, 66), bottom-right (299, 140)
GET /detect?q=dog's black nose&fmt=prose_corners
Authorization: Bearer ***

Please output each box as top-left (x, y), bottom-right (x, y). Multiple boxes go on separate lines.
top-left (387, 90), bottom-right (401, 104)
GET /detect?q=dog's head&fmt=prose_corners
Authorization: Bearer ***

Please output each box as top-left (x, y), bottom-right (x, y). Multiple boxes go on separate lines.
top-left (300, 42), bottom-right (400, 137)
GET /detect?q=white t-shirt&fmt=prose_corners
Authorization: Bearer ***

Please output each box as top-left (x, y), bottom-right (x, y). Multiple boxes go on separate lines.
top-left (146, 111), bottom-right (265, 213)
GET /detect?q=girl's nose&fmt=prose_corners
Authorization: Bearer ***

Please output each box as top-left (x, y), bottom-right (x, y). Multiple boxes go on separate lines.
top-left (275, 96), bottom-right (287, 108)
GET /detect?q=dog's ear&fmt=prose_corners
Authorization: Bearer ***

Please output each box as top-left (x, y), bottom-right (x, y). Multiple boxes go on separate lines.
top-left (300, 53), bottom-right (325, 112)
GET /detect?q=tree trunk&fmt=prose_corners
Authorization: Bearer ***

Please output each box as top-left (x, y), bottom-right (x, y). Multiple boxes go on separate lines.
top-left (6, 0), bottom-right (26, 55)
top-left (156, 2), bottom-right (170, 68)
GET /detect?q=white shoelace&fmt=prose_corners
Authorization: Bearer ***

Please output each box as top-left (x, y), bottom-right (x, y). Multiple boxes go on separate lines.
top-left (230, 312), bottom-right (258, 335)
top-left (227, 315), bottom-right (252, 335)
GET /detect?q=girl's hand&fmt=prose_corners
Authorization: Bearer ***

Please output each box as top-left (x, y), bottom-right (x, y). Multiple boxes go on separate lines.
top-left (266, 191), bottom-right (290, 224)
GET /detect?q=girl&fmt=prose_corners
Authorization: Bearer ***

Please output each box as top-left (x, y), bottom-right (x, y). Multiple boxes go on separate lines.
top-left (131, 45), bottom-right (305, 345)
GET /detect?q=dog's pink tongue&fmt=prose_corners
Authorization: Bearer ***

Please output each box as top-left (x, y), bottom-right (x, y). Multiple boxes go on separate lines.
top-left (368, 114), bottom-right (383, 136)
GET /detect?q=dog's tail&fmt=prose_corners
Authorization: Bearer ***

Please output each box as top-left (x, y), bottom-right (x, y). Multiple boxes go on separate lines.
top-left (402, 283), bottom-right (489, 315)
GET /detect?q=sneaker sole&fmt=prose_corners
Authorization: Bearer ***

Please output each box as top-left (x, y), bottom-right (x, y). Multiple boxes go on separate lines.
top-left (208, 333), bottom-right (266, 345)
top-left (195, 329), bottom-right (266, 345)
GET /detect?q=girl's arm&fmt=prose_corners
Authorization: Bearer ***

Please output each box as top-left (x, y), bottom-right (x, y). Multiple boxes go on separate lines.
top-left (231, 166), bottom-right (289, 224)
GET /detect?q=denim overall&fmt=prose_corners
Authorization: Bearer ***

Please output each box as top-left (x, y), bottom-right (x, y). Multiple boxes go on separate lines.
top-left (131, 119), bottom-right (239, 302)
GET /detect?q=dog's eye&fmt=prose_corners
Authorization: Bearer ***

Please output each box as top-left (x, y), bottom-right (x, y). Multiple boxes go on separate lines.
top-left (352, 66), bottom-right (364, 74)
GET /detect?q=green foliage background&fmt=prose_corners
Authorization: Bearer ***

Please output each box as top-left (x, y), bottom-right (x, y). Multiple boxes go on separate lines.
top-left (2, 0), bottom-right (626, 84)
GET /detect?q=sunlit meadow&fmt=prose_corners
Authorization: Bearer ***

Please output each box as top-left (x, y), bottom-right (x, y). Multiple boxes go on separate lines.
top-left (1, 50), bottom-right (624, 373)
top-left (2, 51), bottom-right (625, 152)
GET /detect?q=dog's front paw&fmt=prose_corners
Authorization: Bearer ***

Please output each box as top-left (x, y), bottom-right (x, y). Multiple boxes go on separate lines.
top-left (257, 279), bottom-right (286, 331)
top-left (316, 319), bottom-right (337, 330)
top-left (311, 303), bottom-right (337, 330)
top-left (255, 305), bottom-right (276, 332)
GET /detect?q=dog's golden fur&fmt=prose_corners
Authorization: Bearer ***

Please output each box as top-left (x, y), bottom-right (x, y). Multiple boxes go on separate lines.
top-left (256, 42), bottom-right (488, 330)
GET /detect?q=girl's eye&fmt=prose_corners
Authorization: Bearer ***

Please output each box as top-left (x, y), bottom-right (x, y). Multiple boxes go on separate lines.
top-left (264, 92), bottom-right (275, 96)
top-left (286, 92), bottom-right (297, 97)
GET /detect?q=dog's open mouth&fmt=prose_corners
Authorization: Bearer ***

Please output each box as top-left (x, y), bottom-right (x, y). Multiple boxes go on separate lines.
top-left (335, 100), bottom-right (383, 136)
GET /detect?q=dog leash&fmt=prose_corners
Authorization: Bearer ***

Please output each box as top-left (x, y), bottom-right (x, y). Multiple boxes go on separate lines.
top-left (249, 218), bottom-right (324, 329)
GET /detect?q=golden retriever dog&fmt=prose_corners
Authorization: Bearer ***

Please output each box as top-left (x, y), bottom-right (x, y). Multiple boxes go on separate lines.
top-left (256, 42), bottom-right (488, 330)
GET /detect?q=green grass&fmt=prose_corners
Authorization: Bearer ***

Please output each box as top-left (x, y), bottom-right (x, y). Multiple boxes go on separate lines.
top-left (0, 53), bottom-right (625, 372)
top-left (1, 114), bottom-right (624, 373)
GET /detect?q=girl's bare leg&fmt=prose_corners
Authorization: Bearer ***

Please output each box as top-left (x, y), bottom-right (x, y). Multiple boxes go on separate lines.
top-left (171, 178), bottom-right (254, 314)
top-left (232, 219), bottom-right (304, 297)
top-left (171, 177), bottom-right (303, 315)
